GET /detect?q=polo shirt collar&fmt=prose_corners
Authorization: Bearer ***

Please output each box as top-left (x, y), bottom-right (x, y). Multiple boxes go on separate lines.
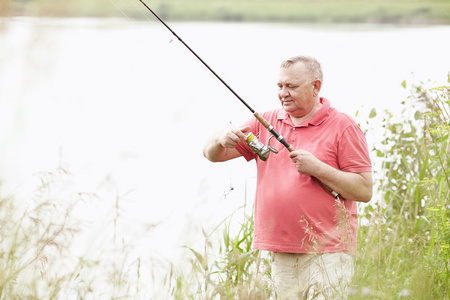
top-left (277, 97), bottom-right (332, 127)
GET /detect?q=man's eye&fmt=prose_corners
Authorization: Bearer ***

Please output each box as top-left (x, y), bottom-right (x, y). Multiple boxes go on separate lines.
top-left (278, 84), bottom-right (297, 90)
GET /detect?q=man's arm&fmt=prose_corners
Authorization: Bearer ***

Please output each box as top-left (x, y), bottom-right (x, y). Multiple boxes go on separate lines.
top-left (203, 126), bottom-right (250, 162)
top-left (289, 149), bottom-right (373, 202)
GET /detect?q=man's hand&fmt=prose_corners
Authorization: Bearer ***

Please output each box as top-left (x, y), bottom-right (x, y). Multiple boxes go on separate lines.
top-left (203, 126), bottom-right (250, 162)
top-left (289, 149), bottom-right (321, 176)
top-left (218, 126), bottom-right (251, 148)
top-left (289, 149), bottom-right (373, 202)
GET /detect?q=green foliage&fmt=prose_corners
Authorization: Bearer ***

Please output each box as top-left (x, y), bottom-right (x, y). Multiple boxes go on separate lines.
top-left (350, 75), bottom-right (450, 299)
top-left (173, 75), bottom-right (450, 299)
top-left (2, 74), bottom-right (449, 298)
top-left (169, 206), bottom-right (272, 299)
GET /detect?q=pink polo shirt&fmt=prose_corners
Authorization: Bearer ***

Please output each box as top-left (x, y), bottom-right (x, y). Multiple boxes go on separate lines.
top-left (235, 98), bottom-right (372, 254)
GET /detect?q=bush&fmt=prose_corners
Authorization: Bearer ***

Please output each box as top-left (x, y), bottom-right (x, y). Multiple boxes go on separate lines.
top-left (351, 75), bottom-right (450, 299)
top-left (175, 75), bottom-right (450, 299)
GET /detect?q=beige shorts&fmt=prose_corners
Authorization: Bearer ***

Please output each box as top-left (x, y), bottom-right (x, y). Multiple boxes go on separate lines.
top-left (271, 252), bottom-right (354, 300)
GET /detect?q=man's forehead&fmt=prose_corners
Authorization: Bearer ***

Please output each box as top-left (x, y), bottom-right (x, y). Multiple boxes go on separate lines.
top-left (278, 64), bottom-right (308, 81)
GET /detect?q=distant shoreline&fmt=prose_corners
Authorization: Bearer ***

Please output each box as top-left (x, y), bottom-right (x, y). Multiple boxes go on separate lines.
top-left (3, 0), bottom-right (450, 25)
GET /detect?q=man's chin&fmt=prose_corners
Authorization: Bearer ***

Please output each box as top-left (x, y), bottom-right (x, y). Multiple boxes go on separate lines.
top-left (282, 104), bottom-right (295, 112)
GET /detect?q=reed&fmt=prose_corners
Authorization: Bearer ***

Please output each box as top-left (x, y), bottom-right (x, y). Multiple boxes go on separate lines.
top-left (171, 75), bottom-right (450, 299)
top-left (1, 75), bottom-right (448, 298)
top-left (349, 75), bottom-right (450, 299)
top-left (0, 168), bottom-right (81, 298)
top-left (0, 169), bottom-right (146, 299)
top-left (167, 205), bottom-right (273, 299)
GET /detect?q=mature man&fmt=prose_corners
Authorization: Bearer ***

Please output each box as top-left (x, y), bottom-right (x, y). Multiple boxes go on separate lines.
top-left (203, 56), bottom-right (372, 299)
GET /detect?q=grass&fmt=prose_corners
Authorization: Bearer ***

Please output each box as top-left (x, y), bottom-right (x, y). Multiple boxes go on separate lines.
top-left (0, 169), bottom-right (148, 299)
top-left (167, 206), bottom-right (272, 299)
top-left (169, 75), bottom-right (450, 299)
top-left (0, 169), bottom-right (80, 298)
top-left (2, 0), bottom-right (450, 24)
top-left (0, 71), bottom-right (449, 297)
top-left (348, 76), bottom-right (450, 299)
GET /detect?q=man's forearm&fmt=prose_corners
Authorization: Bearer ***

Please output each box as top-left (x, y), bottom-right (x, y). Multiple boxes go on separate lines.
top-left (203, 132), bottom-right (226, 162)
top-left (313, 162), bottom-right (373, 202)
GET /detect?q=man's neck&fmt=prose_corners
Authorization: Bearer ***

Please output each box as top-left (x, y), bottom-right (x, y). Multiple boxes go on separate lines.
top-left (289, 99), bottom-right (323, 125)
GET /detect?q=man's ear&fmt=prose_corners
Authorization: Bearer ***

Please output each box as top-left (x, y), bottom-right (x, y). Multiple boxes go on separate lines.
top-left (313, 79), bottom-right (322, 96)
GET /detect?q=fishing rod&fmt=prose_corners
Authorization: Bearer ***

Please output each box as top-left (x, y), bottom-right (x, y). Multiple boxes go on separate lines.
top-left (137, 0), bottom-right (293, 152)
top-left (137, 0), bottom-right (339, 198)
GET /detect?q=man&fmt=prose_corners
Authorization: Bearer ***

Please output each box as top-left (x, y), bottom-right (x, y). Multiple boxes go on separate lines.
top-left (203, 55), bottom-right (372, 299)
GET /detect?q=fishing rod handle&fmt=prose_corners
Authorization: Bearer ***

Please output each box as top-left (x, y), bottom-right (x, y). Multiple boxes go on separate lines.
top-left (253, 112), bottom-right (295, 152)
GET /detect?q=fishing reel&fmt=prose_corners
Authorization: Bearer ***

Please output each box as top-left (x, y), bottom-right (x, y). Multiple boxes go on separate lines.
top-left (245, 132), bottom-right (278, 161)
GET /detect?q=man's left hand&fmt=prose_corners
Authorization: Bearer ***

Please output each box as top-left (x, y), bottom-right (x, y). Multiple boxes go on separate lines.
top-left (289, 149), bottom-right (321, 176)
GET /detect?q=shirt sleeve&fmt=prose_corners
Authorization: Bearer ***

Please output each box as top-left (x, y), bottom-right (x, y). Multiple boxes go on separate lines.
top-left (337, 124), bottom-right (372, 173)
top-left (234, 118), bottom-right (258, 162)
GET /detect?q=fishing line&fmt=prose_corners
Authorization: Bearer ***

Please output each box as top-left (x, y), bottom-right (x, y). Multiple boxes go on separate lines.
top-left (108, 0), bottom-right (133, 20)
top-left (109, 0), bottom-right (179, 47)
top-left (109, 0), bottom-right (153, 24)
top-left (135, 0), bottom-right (340, 198)
top-left (136, 0), bottom-right (295, 148)
top-left (138, 0), bottom-right (255, 113)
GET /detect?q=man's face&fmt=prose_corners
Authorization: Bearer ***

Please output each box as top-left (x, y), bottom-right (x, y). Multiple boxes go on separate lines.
top-left (277, 62), bottom-right (319, 118)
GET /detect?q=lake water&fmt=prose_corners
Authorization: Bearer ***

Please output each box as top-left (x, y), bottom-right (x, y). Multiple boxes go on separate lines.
top-left (0, 17), bottom-right (449, 295)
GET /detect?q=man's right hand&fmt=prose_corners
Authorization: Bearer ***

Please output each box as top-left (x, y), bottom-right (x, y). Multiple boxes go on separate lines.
top-left (218, 126), bottom-right (251, 148)
top-left (203, 126), bottom-right (250, 162)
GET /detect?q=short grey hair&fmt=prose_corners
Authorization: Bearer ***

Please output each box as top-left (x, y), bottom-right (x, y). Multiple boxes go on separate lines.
top-left (280, 55), bottom-right (323, 83)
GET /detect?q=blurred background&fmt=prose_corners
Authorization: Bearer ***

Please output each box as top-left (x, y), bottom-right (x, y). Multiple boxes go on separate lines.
top-left (2, 0), bottom-right (450, 22)
top-left (0, 0), bottom-right (449, 297)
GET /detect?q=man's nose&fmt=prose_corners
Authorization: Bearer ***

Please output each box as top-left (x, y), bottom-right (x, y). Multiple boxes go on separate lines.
top-left (279, 87), bottom-right (289, 98)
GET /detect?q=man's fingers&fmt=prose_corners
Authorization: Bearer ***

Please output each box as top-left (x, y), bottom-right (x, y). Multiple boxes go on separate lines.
top-left (240, 126), bottom-right (251, 134)
top-left (229, 131), bottom-right (242, 144)
top-left (289, 151), bottom-right (298, 161)
top-left (232, 126), bottom-right (251, 141)
top-left (220, 126), bottom-right (252, 148)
